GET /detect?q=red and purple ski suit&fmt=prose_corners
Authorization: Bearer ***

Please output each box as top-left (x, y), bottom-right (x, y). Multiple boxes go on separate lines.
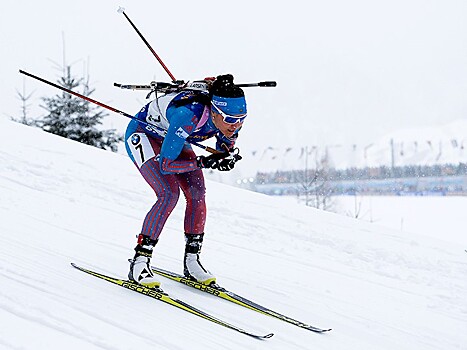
top-left (125, 91), bottom-right (238, 239)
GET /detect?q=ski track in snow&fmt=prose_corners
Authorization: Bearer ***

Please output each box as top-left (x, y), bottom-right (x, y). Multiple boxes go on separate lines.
top-left (1, 119), bottom-right (467, 349)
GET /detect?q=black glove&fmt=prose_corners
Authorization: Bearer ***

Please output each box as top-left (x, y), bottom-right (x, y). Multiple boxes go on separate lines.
top-left (217, 154), bottom-right (243, 171)
top-left (196, 153), bottom-right (227, 169)
top-left (197, 148), bottom-right (242, 171)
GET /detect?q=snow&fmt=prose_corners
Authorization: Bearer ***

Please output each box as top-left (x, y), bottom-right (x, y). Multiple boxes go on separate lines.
top-left (231, 119), bottom-right (467, 178)
top-left (335, 195), bottom-right (467, 246)
top-left (1, 118), bottom-right (467, 349)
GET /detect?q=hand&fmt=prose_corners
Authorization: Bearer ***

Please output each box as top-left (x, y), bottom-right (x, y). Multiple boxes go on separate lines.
top-left (217, 154), bottom-right (242, 171)
top-left (197, 148), bottom-right (242, 171)
top-left (196, 153), bottom-right (227, 169)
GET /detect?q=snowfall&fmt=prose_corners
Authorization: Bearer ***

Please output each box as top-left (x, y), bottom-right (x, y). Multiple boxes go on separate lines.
top-left (1, 117), bottom-right (466, 350)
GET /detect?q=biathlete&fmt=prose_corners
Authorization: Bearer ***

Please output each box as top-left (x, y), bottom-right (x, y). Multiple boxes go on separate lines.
top-left (125, 74), bottom-right (247, 288)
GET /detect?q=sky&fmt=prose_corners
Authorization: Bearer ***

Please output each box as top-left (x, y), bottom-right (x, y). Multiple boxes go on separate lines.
top-left (2, 0), bottom-right (467, 153)
top-left (1, 116), bottom-right (466, 349)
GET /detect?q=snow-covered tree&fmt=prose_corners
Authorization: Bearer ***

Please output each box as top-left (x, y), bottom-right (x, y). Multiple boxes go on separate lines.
top-left (11, 78), bottom-right (36, 126)
top-left (298, 148), bottom-right (335, 211)
top-left (39, 66), bottom-right (122, 151)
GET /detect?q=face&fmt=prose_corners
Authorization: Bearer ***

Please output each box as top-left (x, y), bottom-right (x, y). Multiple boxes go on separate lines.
top-left (211, 107), bottom-right (246, 138)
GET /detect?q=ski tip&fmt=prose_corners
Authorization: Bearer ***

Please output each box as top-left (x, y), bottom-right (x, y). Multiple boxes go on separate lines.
top-left (117, 6), bottom-right (125, 14)
top-left (70, 262), bottom-right (84, 271)
top-left (251, 332), bottom-right (273, 340)
top-left (318, 328), bottom-right (332, 333)
top-left (305, 326), bottom-right (332, 333)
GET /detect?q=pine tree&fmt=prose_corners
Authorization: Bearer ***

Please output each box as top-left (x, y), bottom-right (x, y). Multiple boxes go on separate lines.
top-left (11, 78), bottom-right (36, 126)
top-left (298, 147), bottom-right (335, 211)
top-left (39, 66), bottom-right (122, 151)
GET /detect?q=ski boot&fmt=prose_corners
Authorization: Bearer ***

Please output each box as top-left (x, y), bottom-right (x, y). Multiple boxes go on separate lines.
top-left (128, 234), bottom-right (161, 289)
top-left (183, 233), bottom-right (216, 285)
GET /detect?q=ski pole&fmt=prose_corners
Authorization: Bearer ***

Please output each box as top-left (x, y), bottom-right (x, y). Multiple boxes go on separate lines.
top-left (117, 7), bottom-right (177, 82)
top-left (18, 70), bottom-right (223, 155)
top-left (19, 69), bottom-right (133, 119)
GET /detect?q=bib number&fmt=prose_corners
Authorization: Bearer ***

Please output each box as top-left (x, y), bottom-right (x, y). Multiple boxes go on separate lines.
top-left (127, 133), bottom-right (156, 168)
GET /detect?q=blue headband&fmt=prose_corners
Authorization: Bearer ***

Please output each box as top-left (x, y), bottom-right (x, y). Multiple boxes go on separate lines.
top-left (211, 95), bottom-right (247, 116)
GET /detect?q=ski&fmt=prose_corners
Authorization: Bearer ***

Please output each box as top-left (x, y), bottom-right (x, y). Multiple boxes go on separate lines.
top-left (71, 263), bottom-right (273, 339)
top-left (151, 266), bottom-right (331, 333)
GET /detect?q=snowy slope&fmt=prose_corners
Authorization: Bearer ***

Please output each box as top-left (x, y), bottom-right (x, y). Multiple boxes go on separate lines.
top-left (0, 119), bottom-right (466, 350)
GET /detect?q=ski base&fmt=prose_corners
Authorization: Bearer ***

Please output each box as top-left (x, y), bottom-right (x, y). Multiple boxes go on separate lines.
top-left (71, 263), bottom-right (273, 339)
top-left (151, 266), bottom-right (331, 333)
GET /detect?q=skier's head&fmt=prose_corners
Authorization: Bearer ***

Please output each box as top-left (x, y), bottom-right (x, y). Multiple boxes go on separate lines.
top-left (210, 74), bottom-right (247, 138)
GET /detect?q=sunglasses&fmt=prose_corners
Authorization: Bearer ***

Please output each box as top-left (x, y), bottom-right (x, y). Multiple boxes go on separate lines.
top-left (211, 103), bottom-right (247, 124)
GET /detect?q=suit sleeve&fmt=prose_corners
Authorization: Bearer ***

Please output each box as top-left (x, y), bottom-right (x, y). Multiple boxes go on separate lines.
top-left (216, 128), bottom-right (240, 152)
top-left (159, 106), bottom-right (199, 174)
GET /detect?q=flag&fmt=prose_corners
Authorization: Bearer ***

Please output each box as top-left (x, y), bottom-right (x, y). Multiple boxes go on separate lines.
top-left (299, 147), bottom-right (305, 159)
